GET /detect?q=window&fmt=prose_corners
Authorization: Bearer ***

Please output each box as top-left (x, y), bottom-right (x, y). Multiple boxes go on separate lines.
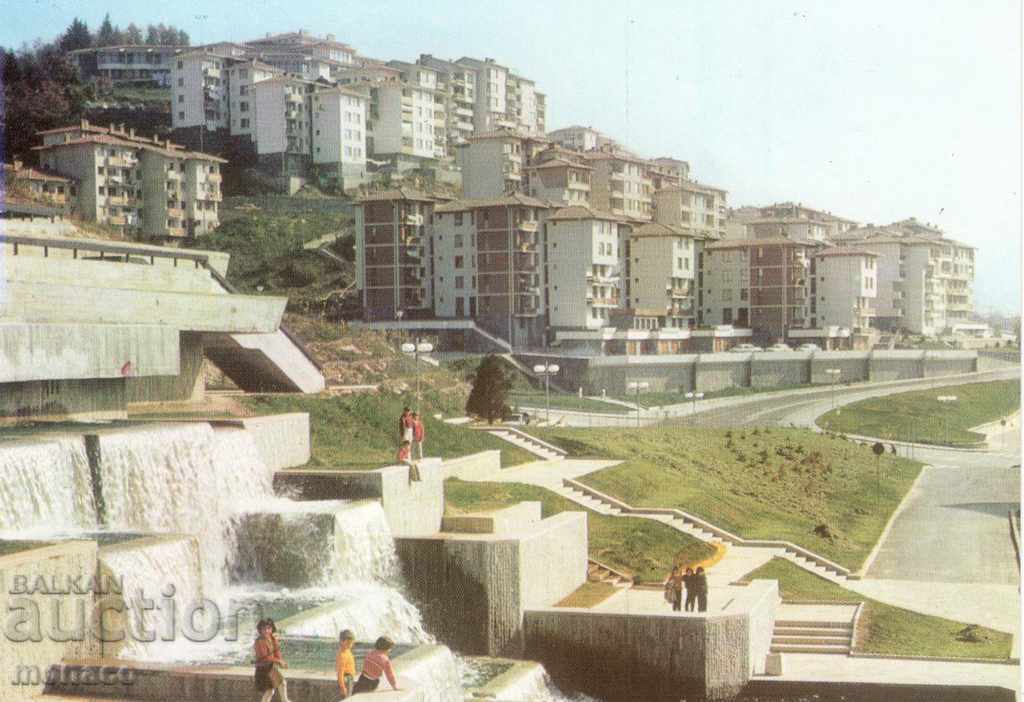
top-left (455, 276), bottom-right (464, 289)
top-left (177, 78), bottom-right (184, 87)
top-left (240, 102), bottom-right (249, 112)
top-left (455, 255), bottom-right (465, 268)
top-left (454, 234), bottom-right (464, 247)
top-left (177, 60), bottom-right (183, 69)
top-left (178, 111), bottom-right (185, 120)
top-left (178, 94), bottom-right (184, 103)
top-left (239, 69), bottom-right (248, 79)
top-left (240, 118), bottom-right (250, 128)
top-left (240, 85), bottom-right (249, 96)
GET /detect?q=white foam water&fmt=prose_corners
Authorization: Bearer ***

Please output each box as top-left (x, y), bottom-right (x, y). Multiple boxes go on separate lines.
top-left (399, 646), bottom-right (464, 702)
top-left (0, 435), bottom-right (95, 533)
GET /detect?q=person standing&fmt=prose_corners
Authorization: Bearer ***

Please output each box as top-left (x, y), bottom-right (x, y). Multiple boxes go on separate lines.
top-left (412, 412), bottom-right (425, 460)
top-left (683, 567), bottom-right (697, 612)
top-left (254, 619), bottom-right (290, 702)
top-left (400, 406), bottom-right (415, 444)
top-left (397, 440), bottom-right (420, 482)
top-left (695, 566), bottom-right (709, 613)
top-left (352, 636), bottom-right (400, 694)
top-left (665, 566), bottom-right (684, 612)
top-left (336, 629), bottom-right (357, 699)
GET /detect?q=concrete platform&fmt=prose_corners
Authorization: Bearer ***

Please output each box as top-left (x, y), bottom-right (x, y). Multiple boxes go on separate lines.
top-left (776, 603), bottom-right (858, 625)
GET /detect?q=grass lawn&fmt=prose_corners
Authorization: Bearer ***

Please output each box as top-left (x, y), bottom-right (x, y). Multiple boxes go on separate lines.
top-left (555, 581), bottom-right (619, 608)
top-left (746, 558), bottom-right (1012, 659)
top-left (535, 425), bottom-right (922, 571)
top-left (509, 391), bottom-right (631, 415)
top-left (444, 479), bottom-right (716, 582)
top-left (241, 393), bottom-right (535, 470)
top-left (614, 383), bottom-right (815, 408)
top-left (817, 380), bottom-right (1020, 446)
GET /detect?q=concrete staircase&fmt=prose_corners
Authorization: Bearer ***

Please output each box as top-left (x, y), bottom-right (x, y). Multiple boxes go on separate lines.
top-left (770, 618), bottom-right (853, 655)
top-left (587, 559), bottom-right (633, 588)
top-left (481, 428), bottom-right (567, 461)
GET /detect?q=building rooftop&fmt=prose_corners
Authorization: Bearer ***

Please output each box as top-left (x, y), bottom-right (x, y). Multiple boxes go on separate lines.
top-left (813, 248), bottom-right (878, 258)
top-left (464, 128), bottom-right (530, 143)
top-left (547, 205), bottom-right (621, 222)
top-left (4, 162), bottom-right (71, 182)
top-left (434, 193), bottom-right (552, 212)
top-left (525, 158), bottom-right (592, 171)
top-left (705, 237), bottom-right (826, 250)
top-left (630, 222), bottom-right (708, 240)
top-left (67, 44), bottom-right (181, 55)
top-left (357, 188), bottom-right (437, 203)
top-left (32, 126), bottom-right (227, 163)
top-left (659, 179), bottom-right (728, 195)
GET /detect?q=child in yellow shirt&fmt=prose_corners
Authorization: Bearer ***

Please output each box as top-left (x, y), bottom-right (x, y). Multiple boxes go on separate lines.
top-left (336, 629), bottom-right (356, 698)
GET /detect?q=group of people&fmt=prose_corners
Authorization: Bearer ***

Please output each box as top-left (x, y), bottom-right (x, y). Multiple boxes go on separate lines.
top-left (664, 565), bottom-right (709, 613)
top-left (255, 619), bottom-right (400, 700)
top-left (396, 406), bottom-right (426, 481)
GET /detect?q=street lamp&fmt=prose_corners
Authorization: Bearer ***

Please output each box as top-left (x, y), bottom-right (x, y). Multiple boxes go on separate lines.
top-left (626, 381), bottom-right (650, 428)
top-left (825, 368), bottom-right (841, 410)
top-left (685, 391), bottom-right (704, 425)
top-left (937, 395), bottom-right (957, 445)
top-left (401, 340), bottom-right (434, 413)
top-left (533, 362), bottom-right (560, 425)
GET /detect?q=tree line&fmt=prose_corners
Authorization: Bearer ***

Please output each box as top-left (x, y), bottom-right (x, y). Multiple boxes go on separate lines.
top-left (59, 15), bottom-right (190, 52)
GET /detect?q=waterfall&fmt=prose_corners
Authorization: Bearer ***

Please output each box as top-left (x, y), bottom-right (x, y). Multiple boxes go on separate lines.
top-left (398, 646), bottom-right (464, 702)
top-left (277, 582), bottom-right (431, 644)
top-left (97, 424), bottom-right (273, 594)
top-left (488, 664), bottom-right (599, 702)
top-left (98, 536), bottom-right (204, 659)
top-left (0, 435), bottom-right (95, 534)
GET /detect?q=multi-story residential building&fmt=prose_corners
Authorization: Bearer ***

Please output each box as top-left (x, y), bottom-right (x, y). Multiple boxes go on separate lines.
top-left (652, 180), bottom-right (728, 238)
top-left (171, 51), bottom-right (237, 135)
top-left (418, 54), bottom-right (477, 151)
top-left (648, 157), bottom-right (690, 190)
top-left (310, 86), bottom-right (368, 190)
top-left (547, 125), bottom-right (619, 152)
top-left (836, 221), bottom-right (975, 335)
top-left (702, 238), bottom-right (825, 339)
top-left (455, 57), bottom-right (516, 134)
top-left (33, 121), bottom-right (223, 238)
top-left (253, 75), bottom-right (314, 176)
top-left (525, 156), bottom-right (591, 205)
top-left (625, 223), bottom-right (702, 328)
top-left (756, 202), bottom-right (859, 239)
top-left (724, 206), bottom-right (760, 239)
top-left (584, 150), bottom-right (653, 221)
top-left (809, 249), bottom-right (877, 331)
top-left (2, 161), bottom-right (74, 210)
top-left (67, 45), bottom-right (181, 87)
top-left (456, 130), bottom-right (531, 199)
top-left (507, 73), bottom-right (545, 135)
top-left (386, 61), bottom-right (447, 162)
top-left (430, 194), bottom-right (549, 347)
top-left (543, 206), bottom-right (623, 331)
top-left (354, 189), bottom-right (436, 321)
top-left (747, 216), bottom-right (832, 242)
top-left (224, 59), bottom-right (286, 144)
top-left (243, 30), bottom-right (356, 66)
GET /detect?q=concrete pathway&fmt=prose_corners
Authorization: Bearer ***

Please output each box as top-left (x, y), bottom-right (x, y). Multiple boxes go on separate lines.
top-left (752, 652), bottom-right (1019, 690)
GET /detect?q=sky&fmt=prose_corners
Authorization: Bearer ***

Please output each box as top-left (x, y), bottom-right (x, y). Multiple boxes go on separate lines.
top-left (3, 0), bottom-right (1021, 314)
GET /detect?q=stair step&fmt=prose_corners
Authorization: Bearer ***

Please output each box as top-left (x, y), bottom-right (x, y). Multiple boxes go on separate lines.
top-left (771, 643), bottom-right (850, 654)
top-left (774, 625), bottom-right (853, 637)
top-left (772, 635), bottom-right (851, 646)
top-left (775, 620), bottom-right (852, 629)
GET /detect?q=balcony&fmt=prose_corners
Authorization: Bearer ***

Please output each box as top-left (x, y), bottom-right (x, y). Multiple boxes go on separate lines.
top-left (207, 173), bottom-right (222, 183)
top-left (106, 194), bottom-right (130, 206)
top-left (108, 215), bottom-right (127, 226)
top-left (167, 207), bottom-right (184, 218)
top-left (166, 170), bottom-right (183, 181)
top-left (517, 220), bottom-right (538, 233)
top-left (405, 214), bottom-right (424, 226)
top-left (590, 297), bottom-right (619, 308)
top-left (106, 156), bottom-right (136, 168)
top-left (167, 226), bottom-right (186, 237)
top-left (287, 92), bottom-right (304, 103)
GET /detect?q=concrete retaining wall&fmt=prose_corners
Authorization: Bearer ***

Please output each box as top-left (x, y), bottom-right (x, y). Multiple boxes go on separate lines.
top-left (750, 355), bottom-right (810, 389)
top-left (441, 501), bottom-right (542, 534)
top-left (440, 450), bottom-right (502, 481)
top-left (241, 413), bottom-right (312, 471)
top-left (126, 332), bottom-right (204, 404)
top-left (0, 541), bottom-right (102, 700)
top-left (745, 580), bottom-right (778, 676)
top-left (274, 460), bottom-right (445, 537)
top-left (396, 512), bottom-right (587, 656)
top-left (868, 351), bottom-right (922, 382)
top-left (0, 377), bottom-right (127, 422)
top-left (696, 354), bottom-right (751, 392)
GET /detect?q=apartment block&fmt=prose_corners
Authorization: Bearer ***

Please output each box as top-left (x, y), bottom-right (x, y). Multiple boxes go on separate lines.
top-left (507, 73), bottom-right (545, 135)
top-left (625, 223), bottom-right (701, 328)
top-left (418, 54), bottom-right (478, 151)
top-left (648, 157), bottom-right (690, 190)
top-left (310, 87), bottom-right (368, 189)
top-left (547, 125), bottom-right (619, 152)
top-left (755, 202), bottom-right (859, 239)
top-left (652, 180), bottom-right (728, 239)
top-left (584, 150), bottom-right (653, 221)
top-left (2, 161), bottom-right (75, 210)
top-left (702, 238), bottom-right (825, 340)
top-left (543, 206), bottom-right (623, 330)
top-left (431, 194), bottom-right (548, 347)
top-left (33, 121), bottom-right (223, 238)
top-left (68, 45), bottom-right (180, 87)
top-left (836, 220), bottom-right (975, 335)
top-left (242, 30), bottom-right (357, 66)
top-left (455, 57), bottom-right (515, 134)
top-left (455, 130), bottom-right (536, 199)
top-left (525, 155), bottom-right (592, 205)
top-left (385, 61), bottom-right (448, 162)
top-left (810, 249), bottom-right (877, 331)
top-left (354, 189), bottom-right (436, 321)
top-left (747, 216), bottom-right (832, 242)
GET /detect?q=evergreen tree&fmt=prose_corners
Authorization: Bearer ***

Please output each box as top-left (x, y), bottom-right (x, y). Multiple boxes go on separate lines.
top-left (96, 13), bottom-right (116, 46)
top-left (59, 18), bottom-right (92, 52)
top-left (176, 29), bottom-right (190, 47)
top-left (145, 25), bottom-right (160, 45)
top-left (466, 355), bottom-right (512, 424)
top-left (124, 23), bottom-right (143, 44)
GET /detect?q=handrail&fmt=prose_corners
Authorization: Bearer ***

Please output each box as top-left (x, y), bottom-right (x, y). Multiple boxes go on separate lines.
top-left (0, 233), bottom-right (210, 266)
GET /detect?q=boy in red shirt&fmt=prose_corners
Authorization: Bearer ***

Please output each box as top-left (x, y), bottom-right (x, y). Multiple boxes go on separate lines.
top-left (412, 412), bottom-right (425, 460)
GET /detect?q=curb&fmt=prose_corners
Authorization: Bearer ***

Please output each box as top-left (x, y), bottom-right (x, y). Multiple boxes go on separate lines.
top-left (852, 465), bottom-right (931, 579)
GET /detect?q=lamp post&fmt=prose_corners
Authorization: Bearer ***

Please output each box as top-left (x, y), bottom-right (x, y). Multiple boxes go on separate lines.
top-left (401, 339), bottom-right (434, 413)
top-left (685, 391), bottom-right (704, 425)
top-left (937, 395), bottom-right (957, 445)
top-left (533, 362), bottom-right (560, 425)
top-left (626, 381), bottom-right (649, 428)
top-left (825, 368), bottom-right (841, 410)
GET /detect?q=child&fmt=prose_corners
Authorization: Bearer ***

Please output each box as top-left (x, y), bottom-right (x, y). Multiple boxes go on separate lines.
top-left (254, 619), bottom-right (290, 702)
top-left (400, 406), bottom-right (414, 443)
top-left (412, 412), bottom-right (425, 460)
top-left (352, 636), bottom-right (400, 694)
top-left (336, 629), bottom-right (356, 699)
top-left (397, 440), bottom-right (421, 482)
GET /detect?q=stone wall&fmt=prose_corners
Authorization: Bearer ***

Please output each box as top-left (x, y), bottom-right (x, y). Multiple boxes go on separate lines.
top-left (0, 541), bottom-right (102, 700)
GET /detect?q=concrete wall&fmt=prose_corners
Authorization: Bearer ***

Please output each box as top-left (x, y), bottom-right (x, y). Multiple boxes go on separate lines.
top-left (0, 377), bottom-right (127, 422)
top-left (125, 331), bottom-right (203, 404)
top-left (240, 413), bottom-right (311, 471)
top-left (695, 354), bottom-right (751, 392)
top-left (745, 579), bottom-right (778, 676)
top-left (750, 354), bottom-right (810, 388)
top-left (440, 450), bottom-right (501, 481)
top-left (867, 350), bottom-right (922, 382)
top-left (810, 353), bottom-right (870, 384)
top-left (441, 501), bottom-right (541, 534)
top-left (0, 541), bottom-right (102, 700)
top-left (274, 460), bottom-right (445, 538)
top-left (924, 350), bottom-right (978, 377)
top-left (396, 512), bottom-right (587, 656)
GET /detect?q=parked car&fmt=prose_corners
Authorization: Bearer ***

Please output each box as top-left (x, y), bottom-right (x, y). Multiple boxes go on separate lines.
top-left (796, 343), bottom-right (822, 352)
top-left (729, 343), bottom-right (763, 353)
top-left (766, 343), bottom-right (793, 351)
top-left (502, 411), bottom-right (530, 426)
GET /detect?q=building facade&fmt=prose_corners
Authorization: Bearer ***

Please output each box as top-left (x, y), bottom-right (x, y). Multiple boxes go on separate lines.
top-left (584, 150), bottom-right (653, 221)
top-left (68, 45), bottom-right (180, 87)
top-left (652, 180), bottom-right (728, 239)
top-left (810, 249), bottom-right (877, 331)
top-left (626, 223), bottom-right (702, 328)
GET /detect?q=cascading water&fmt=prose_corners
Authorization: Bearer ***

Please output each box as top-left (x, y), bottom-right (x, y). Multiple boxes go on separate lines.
top-left (97, 424), bottom-right (272, 594)
top-left (276, 581), bottom-right (431, 643)
top-left (0, 435), bottom-right (95, 534)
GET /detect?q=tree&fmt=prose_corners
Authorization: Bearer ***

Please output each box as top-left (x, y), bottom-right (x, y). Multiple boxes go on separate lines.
top-left (124, 23), bottom-right (143, 44)
top-left (96, 13), bottom-right (116, 47)
top-left (466, 355), bottom-right (512, 424)
top-left (59, 18), bottom-right (92, 52)
top-left (145, 25), bottom-right (160, 45)
top-left (176, 29), bottom-right (190, 47)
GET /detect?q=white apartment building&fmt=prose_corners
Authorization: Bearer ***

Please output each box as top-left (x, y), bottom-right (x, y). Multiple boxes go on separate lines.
top-left (33, 121), bottom-right (223, 238)
top-left (253, 76), bottom-right (312, 174)
top-left (68, 45), bottom-right (180, 87)
top-left (311, 87), bottom-right (368, 188)
top-left (172, 51), bottom-right (234, 132)
top-left (626, 223), bottom-right (701, 327)
top-left (418, 55), bottom-right (477, 151)
top-left (747, 217), bottom-right (832, 242)
top-left (243, 31), bottom-right (356, 65)
top-left (387, 61), bottom-right (447, 161)
top-left (544, 206), bottom-right (623, 330)
top-left (649, 157), bottom-right (690, 190)
top-left (810, 249), bottom-right (877, 331)
top-left (456, 57), bottom-right (516, 133)
top-left (225, 60), bottom-right (280, 141)
top-left (584, 150), bottom-right (653, 221)
top-left (456, 130), bottom-right (529, 199)
top-left (507, 73), bottom-right (545, 135)
top-left (757, 202), bottom-right (859, 239)
top-left (652, 180), bottom-right (727, 238)
top-left (526, 158), bottom-right (591, 205)
top-left (547, 125), bottom-right (620, 152)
